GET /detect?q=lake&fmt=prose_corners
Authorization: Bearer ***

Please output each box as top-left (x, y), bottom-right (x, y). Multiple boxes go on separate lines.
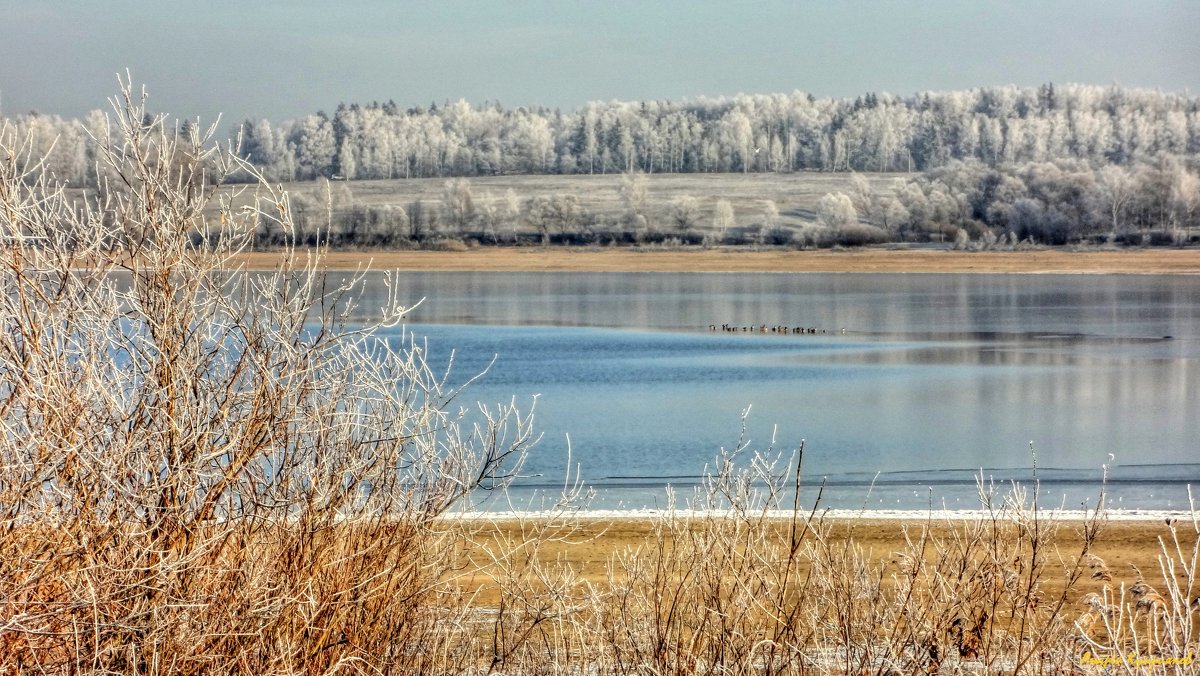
top-left (346, 272), bottom-right (1200, 512)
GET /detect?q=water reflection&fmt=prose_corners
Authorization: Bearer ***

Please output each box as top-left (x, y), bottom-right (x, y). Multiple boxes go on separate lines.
top-left (341, 272), bottom-right (1199, 510)
top-left (345, 272), bottom-right (1199, 350)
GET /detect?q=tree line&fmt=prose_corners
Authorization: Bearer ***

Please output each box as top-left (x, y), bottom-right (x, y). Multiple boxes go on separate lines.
top-left (6, 84), bottom-right (1198, 186)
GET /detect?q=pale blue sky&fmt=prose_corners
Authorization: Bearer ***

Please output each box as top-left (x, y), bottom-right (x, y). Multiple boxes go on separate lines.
top-left (0, 1), bottom-right (1196, 125)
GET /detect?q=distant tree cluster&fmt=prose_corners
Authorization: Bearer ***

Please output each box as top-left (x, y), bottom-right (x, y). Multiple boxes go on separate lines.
top-left (259, 177), bottom-right (661, 249)
top-left (5, 84), bottom-right (1198, 187)
top-left (829, 157), bottom-right (1200, 247)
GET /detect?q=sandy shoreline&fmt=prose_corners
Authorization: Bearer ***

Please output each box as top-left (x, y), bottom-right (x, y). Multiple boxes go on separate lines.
top-left (456, 512), bottom-right (1197, 604)
top-left (233, 247), bottom-right (1200, 274)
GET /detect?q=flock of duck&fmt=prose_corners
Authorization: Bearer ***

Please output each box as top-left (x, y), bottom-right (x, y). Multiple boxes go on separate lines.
top-left (709, 324), bottom-right (847, 335)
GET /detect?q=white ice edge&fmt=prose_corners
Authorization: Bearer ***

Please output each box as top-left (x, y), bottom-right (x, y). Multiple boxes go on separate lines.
top-left (441, 508), bottom-right (1195, 522)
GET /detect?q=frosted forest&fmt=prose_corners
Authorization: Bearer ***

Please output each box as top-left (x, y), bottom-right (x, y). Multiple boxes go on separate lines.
top-left (7, 83), bottom-right (1199, 247)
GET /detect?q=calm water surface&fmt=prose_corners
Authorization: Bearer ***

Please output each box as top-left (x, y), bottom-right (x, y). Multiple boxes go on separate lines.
top-left (346, 272), bottom-right (1200, 511)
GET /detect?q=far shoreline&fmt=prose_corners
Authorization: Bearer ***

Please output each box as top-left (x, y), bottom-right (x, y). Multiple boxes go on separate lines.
top-left (232, 247), bottom-right (1200, 275)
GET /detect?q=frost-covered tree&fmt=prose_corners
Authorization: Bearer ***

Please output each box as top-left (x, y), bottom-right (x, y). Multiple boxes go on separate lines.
top-left (1171, 166), bottom-right (1200, 233)
top-left (720, 110), bottom-right (755, 172)
top-left (848, 173), bottom-right (875, 225)
top-left (289, 114), bottom-right (337, 180)
top-left (670, 196), bottom-right (700, 232)
top-left (879, 197), bottom-right (910, 235)
top-left (712, 199), bottom-right (735, 238)
top-left (526, 196), bottom-right (553, 243)
top-left (1096, 165), bottom-right (1134, 235)
top-left (762, 200), bottom-right (779, 229)
top-left (619, 171), bottom-right (648, 223)
top-left (441, 178), bottom-right (476, 235)
top-left (817, 192), bottom-right (857, 230)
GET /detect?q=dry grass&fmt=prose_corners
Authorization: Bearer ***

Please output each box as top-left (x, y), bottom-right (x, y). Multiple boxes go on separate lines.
top-left (442, 433), bottom-right (1199, 674)
top-left (459, 519), bottom-right (1193, 607)
top-left (3, 83), bottom-right (1197, 674)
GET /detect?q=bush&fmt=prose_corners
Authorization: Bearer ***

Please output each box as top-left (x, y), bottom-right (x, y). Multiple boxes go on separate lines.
top-left (763, 226), bottom-right (795, 246)
top-left (795, 224), bottom-right (835, 248)
top-left (835, 222), bottom-right (891, 246)
top-left (0, 81), bottom-right (533, 673)
top-left (426, 236), bottom-right (471, 251)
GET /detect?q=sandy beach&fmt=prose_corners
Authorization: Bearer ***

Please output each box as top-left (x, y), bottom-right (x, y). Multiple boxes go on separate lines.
top-left (233, 247), bottom-right (1200, 274)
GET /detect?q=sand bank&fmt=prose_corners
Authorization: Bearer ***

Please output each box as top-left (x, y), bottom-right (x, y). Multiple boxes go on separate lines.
top-left (234, 247), bottom-right (1200, 274)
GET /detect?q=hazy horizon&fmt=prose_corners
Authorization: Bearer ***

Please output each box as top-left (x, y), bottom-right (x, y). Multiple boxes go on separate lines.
top-left (1, 1), bottom-right (1197, 125)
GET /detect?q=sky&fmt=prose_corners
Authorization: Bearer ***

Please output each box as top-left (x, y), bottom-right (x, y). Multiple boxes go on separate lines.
top-left (0, 0), bottom-right (1197, 127)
